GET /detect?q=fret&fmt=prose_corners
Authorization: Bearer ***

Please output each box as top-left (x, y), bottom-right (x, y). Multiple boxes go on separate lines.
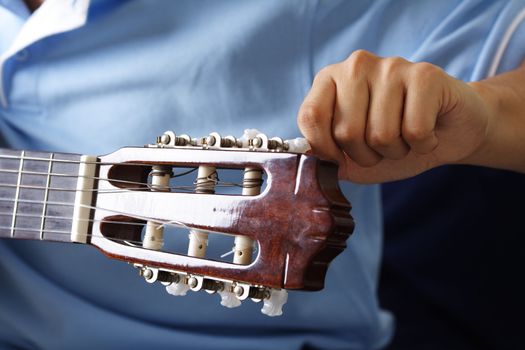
top-left (0, 149), bottom-right (84, 243)
top-left (10, 150), bottom-right (24, 238)
top-left (16, 151), bottom-right (53, 240)
top-left (44, 152), bottom-right (81, 242)
top-left (0, 150), bottom-right (18, 238)
top-left (40, 153), bottom-right (54, 239)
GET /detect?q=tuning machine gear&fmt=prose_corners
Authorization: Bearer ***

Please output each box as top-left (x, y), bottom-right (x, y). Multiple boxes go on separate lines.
top-left (156, 131), bottom-right (195, 147)
top-left (134, 264), bottom-right (287, 316)
top-left (150, 129), bottom-right (310, 154)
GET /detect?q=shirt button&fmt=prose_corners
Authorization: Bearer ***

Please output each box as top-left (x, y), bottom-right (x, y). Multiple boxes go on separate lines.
top-left (15, 50), bottom-right (29, 61)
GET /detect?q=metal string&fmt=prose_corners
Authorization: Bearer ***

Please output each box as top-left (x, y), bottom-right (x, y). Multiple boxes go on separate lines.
top-left (0, 154), bottom-right (264, 252)
top-left (0, 182), bottom-right (196, 194)
top-left (0, 197), bottom-right (186, 227)
top-left (0, 154), bottom-right (202, 168)
top-left (0, 168), bottom-right (197, 189)
top-left (0, 197), bottom-right (190, 247)
top-left (0, 169), bottom-right (262, 192)
top-left (0, 225), bottom-right (147, 247)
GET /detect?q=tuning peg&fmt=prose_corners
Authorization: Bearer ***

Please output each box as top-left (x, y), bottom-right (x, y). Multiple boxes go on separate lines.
top-left (248, 133), bottom-right (290, 152)
top-left (156, 131), bottom-right (193, 146)
top-left (261, 289), bottom-right (288, 317)
top-left (203, 132), bottom-right (241, 149)
top-left (166, 279), bottom-right (190, 296)
top-left (218, 283), bottom-right (242, 308)
top-left (285, 137), bottom-right (310, 153)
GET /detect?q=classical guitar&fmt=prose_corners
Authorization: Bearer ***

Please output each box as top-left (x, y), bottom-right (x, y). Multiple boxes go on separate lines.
top-left (0, 130), bottom-right (354, 316)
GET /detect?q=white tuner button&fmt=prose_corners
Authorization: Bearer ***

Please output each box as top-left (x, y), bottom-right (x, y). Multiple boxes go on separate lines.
top-left (218, 288), bottom-right (242, 308)
top-left (286, 137), bottom-right (310, 153)
top-left (166, 280), bottom-right (189, 296)
top-left (261, 289), bottom-right (288, 317)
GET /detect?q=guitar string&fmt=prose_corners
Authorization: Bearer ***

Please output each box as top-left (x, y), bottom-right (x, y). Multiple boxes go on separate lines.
top-left (0, 182), bottom-right (196, 194)
top-left (0, 211), bottom-right (175, 248)
top-left (1, 196), bottom-right (173, 223)
top-left (0, 154), bottom-right (216, 167)
top-left (0, 207), bottom-right (196, 248)
top-left (0, 197), bottom-right (196, 247)
top-left (0, 181), bottom-right (257, 194)
top-left (0, 225), bottom-right (147, 247)
top-left (0, 153), bottom-right (270, 168)
top-left (0, 224), bottom-right (209, 250)
top-left (0, 168), bottom-right (195, 189)
top-left (0, 210), bottom-right (254, 258)
top-left (0, 211), bottom-right (146, 227)
top-left (0, 168), bottom-right (263, 241)
top-left (0, 155), bottom-right (262, 247)
top-left (0, 169), bottom-right (261, 191)
top-left (0, 209), bottom-right (247, 250)
top-left (0, 222), bottom-right (252, 258)
top-left (0, 154), bottom-right (265, 189)
top-left (0, 219), bottom-right (248, 255)
top-left (0, 210), bottom-right (196, 236)
top-left (0, 194), bottom-right (257, 242)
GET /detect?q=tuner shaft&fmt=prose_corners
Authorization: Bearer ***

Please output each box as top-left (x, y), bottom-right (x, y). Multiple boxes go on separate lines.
top-left (143, 165), bottom-right (171, 250)
top-left (187, 165), bottom-right (216, 257)
top-left (233, 167), bottom-right (262, 265)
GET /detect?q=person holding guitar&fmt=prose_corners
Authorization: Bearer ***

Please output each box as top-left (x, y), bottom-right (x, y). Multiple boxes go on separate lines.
top-left (0, 0), bottom-right (524, 349)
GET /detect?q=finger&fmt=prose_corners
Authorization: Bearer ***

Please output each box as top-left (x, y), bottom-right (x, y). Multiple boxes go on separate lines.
top-left (297, 67), bottom-right (343, 162)
top-left (402, 63), bottom-right (441, 154)
top-left (366, 59), bottom-right (410, 159)
top-left (332, 66), bottom-right (382, 167)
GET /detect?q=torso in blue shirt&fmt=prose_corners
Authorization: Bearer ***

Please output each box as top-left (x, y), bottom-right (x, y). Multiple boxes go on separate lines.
top-left (0, 1), bottom-right (524, 349)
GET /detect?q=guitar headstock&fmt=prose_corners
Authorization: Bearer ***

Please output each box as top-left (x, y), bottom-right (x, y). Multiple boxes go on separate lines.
top-left (81, 130), bottom-right (354, 316)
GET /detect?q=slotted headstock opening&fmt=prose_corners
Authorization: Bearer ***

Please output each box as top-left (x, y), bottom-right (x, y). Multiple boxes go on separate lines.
top-left (99, 215), bottom-right (260, 264)
top-left (107, 164), bottom-right (267, 196)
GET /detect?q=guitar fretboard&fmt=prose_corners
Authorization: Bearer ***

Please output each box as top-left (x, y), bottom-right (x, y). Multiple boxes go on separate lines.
top-left (0, 149), bottom-right (81, 243)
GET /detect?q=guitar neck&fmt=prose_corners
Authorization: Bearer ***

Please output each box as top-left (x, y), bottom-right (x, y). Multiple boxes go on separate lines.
top-left (0, 148), bottom-right (87, 244)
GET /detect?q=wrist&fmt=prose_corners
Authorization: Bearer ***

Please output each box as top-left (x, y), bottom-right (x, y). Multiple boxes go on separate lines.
top-left (462, 80), bottom-right (500, 168)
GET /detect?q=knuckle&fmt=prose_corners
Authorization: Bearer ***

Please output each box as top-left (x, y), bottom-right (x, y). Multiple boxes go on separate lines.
top-left (314, 65), bottom-right (336, 82)
top-left (410, 62), bottom-right (443, 86)
top-left (402, 124), bottom-right (431, 144)
top-left (333, 126), bottom-right (360, 146)
top-left (381, 56), bottom-right (406, 77)
top-left (344, 49), bottom-right (374, 75)
top-left (366, 129), bottom-right (399, 148)
top-left (297, 104), bottom-right (323, 129)
top-left (349, 49), bottom-right (373, 61)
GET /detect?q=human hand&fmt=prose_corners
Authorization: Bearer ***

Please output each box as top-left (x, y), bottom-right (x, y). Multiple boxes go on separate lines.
top-left (297, 50), bottom-right (494, 183)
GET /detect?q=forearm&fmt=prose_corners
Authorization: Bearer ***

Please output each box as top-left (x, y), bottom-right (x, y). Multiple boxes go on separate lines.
top-left (467, 61), bottom-right (525, 173)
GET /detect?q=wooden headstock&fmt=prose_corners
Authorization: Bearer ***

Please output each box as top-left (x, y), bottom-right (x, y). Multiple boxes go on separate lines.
top-left (79, 131), bottom-right (354, 315)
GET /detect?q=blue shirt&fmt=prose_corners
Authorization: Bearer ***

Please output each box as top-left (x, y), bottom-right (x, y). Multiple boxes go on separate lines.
top-left (0, 1), bottom-right (524, 349)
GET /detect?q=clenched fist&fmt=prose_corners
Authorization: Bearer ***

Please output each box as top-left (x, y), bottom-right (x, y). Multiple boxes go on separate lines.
top-left (298, 50), bottom-right (525, 183)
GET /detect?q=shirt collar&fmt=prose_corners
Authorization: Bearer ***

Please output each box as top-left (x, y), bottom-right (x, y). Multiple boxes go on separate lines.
top-left (0, 0), bottom-right (91, 60)
top-left (0, 0), bottom-right (91, 107)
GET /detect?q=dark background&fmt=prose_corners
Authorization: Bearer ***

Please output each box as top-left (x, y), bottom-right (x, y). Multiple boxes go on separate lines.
top-left (380, 165), bottom-right (525, 349)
